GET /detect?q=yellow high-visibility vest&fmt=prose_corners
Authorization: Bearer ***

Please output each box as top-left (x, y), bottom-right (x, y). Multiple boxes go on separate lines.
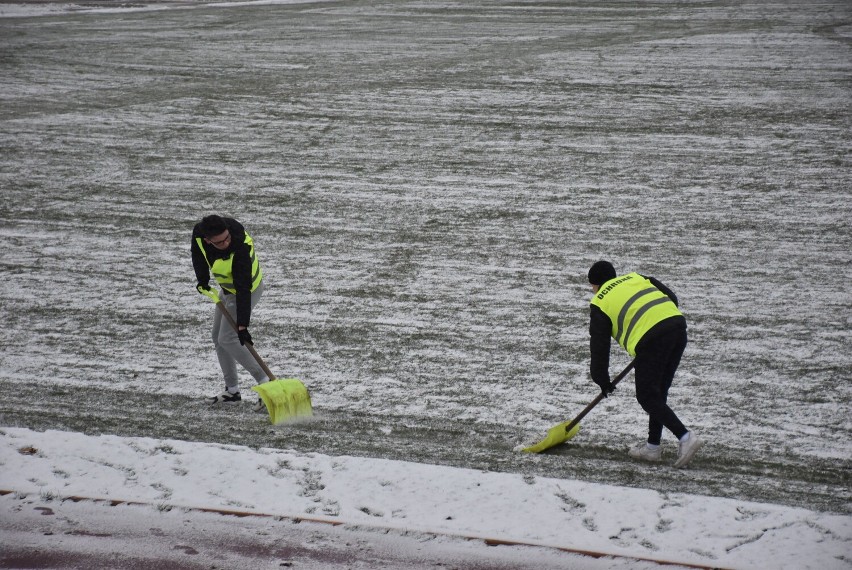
top-left (195, 233), bottom-right (263, 293)
top-left (590, 272), bottom-right (682, 356)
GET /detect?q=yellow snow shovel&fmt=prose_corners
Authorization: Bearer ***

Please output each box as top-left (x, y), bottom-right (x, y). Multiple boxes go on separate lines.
top-left (252, 378), bottom-right (313, 424)
top-left (521, 360), bottom-right (635, 453)
top-left (200, 288), bottom-right (312, 424)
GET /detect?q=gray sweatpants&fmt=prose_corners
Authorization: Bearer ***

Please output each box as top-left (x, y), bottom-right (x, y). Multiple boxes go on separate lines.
top-left (211, 281), bottom-right (266, 390)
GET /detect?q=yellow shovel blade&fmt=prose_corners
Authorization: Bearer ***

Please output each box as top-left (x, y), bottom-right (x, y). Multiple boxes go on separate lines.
top-left (251, 378), bottom-right (313, 425)
top-left (521, 421), bottom-right (581, 453)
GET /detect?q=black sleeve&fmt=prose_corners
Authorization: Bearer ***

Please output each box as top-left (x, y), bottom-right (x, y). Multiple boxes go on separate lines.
top-left (227, 220), bottom-right (253, 328)
top-left (191, 225), bottom-right (210, 286)
top-left (589, 304), bottom-right (612, 386)
top-left (645, 275), bottom-right (678, 307)
top-left (232, 248), bottom-right (253, 328)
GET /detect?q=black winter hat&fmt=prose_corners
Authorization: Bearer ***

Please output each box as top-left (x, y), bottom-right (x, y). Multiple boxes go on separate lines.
top-left (199, 215), bottom-right (228, 238)
top-left (588, 260), bottom-right (616, 285)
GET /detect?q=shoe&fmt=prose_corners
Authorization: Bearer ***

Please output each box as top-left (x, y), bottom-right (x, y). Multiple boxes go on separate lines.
top-left (628, 443), bottom-right (663, 462)
top-left (210, 390), bottom-right (241, 404)
top-left (252, 399), bottom-right (267, 413)
top-left (674, 432), bottom-right (702, 469)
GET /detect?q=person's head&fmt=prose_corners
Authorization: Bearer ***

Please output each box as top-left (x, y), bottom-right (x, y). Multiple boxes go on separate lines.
top-left (588, 260), bottom-right (616, 292)
top-left (199, 215), bottom-right (231, 250)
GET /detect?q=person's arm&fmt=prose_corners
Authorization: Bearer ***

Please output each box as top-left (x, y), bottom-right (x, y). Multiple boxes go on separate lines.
top-left (191, 227), bottom-right (211, 287)
top-left (645, 275), bottom-right (678, 307)
top-left (224, 220), bottom-right (253, 329)
top-left (589, 305), bottom-right (612, 387)
top-left (231, 243), bottom-right (253, 329)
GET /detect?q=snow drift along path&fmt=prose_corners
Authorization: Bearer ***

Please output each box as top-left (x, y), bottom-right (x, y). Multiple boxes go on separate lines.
top-left (2, 428), bottom-right (850, 570)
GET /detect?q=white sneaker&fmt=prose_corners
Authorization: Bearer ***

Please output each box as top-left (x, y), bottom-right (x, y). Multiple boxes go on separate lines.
top-left (628, 443), bottom-right (663, 462)
top-left (210, 390), bottom-right (241, 404)
top-left (252, 399), bottom-right (267, 413)
top-left (674, 432), bottom-right (702, 469)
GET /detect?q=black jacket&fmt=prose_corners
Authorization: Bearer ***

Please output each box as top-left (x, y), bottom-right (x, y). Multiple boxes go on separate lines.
top-left (589, 275), bottom-right (686, 385)
top-left (191, 218), bottom-right (256, 327)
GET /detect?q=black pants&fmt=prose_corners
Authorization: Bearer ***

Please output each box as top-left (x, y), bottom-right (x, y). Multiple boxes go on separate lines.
top-left (633, 326), bottom-right (688, 445)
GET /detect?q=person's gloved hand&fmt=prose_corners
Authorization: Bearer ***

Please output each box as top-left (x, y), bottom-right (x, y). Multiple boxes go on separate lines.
top-left (238, 328), bottom-right (253, 346)
top-left (196, 284), bottom-right (219, 303)
top-left (595, 379), bottom-right (615, 398)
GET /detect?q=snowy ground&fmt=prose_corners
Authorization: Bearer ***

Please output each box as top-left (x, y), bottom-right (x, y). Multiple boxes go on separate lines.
top-left (3, 427), bottom-right (850, 569)
top-left (1, 0), bottom-right (850, 568)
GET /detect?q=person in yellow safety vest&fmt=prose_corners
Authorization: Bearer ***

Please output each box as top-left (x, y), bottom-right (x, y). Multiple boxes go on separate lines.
top-left (587, 260), bottom-right (702, 469)
top-left (192, 215), bottom-right (267, 408)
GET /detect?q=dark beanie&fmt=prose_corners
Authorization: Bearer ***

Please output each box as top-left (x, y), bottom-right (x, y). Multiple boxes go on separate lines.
top-left (199, 215), bottom-right (228, 238)
top-left (588, 260), bottom-right (616, 285)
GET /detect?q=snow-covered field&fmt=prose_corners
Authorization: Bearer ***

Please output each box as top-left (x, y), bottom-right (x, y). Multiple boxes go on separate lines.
top-left (1, 0), bottom-right (850, 568)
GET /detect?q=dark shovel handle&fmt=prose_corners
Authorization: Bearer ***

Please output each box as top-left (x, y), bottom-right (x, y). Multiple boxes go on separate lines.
top-left (564, 359), bottom-right (636, 434)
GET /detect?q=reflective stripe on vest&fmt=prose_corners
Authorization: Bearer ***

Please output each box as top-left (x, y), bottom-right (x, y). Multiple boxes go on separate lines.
top-left (196, 233), bottom-right (263, 294)
top-left (590, 273), bottom-right (682, 356)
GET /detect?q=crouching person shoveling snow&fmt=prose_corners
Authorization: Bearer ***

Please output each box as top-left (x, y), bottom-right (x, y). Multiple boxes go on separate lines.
top-left (191, 215), bottom-right (268, 411)
top-left (587, 260), bottom-right (701, 469)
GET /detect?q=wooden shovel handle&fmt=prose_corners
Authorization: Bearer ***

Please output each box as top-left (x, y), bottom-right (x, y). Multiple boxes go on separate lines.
top-left (215, 301), bottom-right (277, 381)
